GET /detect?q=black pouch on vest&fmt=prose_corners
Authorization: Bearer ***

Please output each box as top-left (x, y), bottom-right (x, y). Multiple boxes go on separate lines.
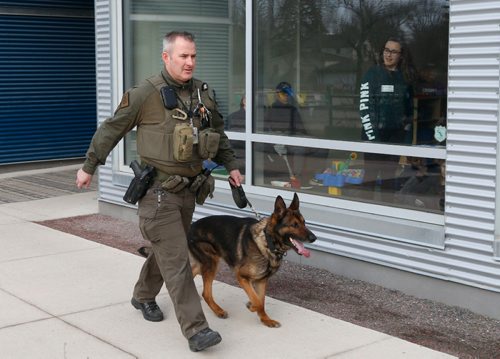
top-left (160, 86), bottom-right (178, 110)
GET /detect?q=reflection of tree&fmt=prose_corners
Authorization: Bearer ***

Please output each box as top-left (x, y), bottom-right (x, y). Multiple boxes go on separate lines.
top-left (320, 0), bottom-right (449, 92)
top-left (256, 0), bottom-right (449, 93)
top-left (330, 0), bottom-right (414, 91)
top-left (257, 0), bottom-right (327, 89)
top-left (407, 0), bottom-right (449, 76)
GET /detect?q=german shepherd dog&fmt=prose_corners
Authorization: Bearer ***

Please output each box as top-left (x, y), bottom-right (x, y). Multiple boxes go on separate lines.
top-left (187, 193), bottom-right (316, 328)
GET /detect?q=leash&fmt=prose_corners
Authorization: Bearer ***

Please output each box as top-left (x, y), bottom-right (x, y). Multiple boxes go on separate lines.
top-left (229, 178), bottom-right (286, 257)
top-left (228, 177), bottom-right (261, 220)
top-left (245, 197), bottom-right (262, 220)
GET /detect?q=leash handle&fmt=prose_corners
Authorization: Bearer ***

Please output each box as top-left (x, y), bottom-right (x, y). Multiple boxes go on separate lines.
top-left (228, 177), bottom-right (261, 219)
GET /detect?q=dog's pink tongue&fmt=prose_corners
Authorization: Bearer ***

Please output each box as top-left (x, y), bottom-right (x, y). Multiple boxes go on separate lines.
top-left (293, 239), bottom-right (311, 258)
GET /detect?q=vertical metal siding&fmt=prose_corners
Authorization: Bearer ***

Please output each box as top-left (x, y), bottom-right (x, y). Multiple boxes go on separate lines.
top-left (94, 0), bottom-right (114, 201)
top-left (446, 0), bottom-right (500, 265)
top-left (403, 0), bottom-right (500, 290)
top-left (0, 5), bottom-right (96, 164)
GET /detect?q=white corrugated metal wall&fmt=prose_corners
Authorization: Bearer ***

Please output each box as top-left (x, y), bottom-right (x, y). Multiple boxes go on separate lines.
top-left (94, 0), bottom-right (500, 294)
top-left (445, 0), bottom-right (500, 287)
top-left (94, 0), bottom-right (115, 201)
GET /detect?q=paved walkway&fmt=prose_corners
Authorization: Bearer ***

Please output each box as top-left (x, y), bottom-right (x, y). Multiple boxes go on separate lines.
top-left (0, 165), bottom-right (456, 358)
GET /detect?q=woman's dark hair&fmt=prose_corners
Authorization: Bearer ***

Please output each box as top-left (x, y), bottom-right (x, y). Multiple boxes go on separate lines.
top-left (379, 37), bottom-right (417, 84)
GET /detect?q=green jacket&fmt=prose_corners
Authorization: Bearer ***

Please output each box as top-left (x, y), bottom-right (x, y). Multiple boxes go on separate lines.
top-left (83, 69), bottom-right (239, 178)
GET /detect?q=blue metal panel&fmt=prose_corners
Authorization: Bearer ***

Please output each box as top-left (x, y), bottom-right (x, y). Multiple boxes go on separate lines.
top-left (0, 12), bottom-right (96, 164)
top-left (0, 1), bottom-right (93, 10)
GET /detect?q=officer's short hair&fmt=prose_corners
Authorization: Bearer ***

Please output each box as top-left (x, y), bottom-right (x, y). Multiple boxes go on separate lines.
top-left (163, 31), bottom-right (195, 53)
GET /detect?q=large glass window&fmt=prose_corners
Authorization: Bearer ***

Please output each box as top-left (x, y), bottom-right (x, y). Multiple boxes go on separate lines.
top-left (120, 0), bottom-right (448, 215)
top-left (254, 0), bottom-right (449, 214)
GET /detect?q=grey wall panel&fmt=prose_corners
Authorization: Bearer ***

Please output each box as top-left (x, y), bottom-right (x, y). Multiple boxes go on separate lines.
top-left (446, 0), bottom-right (499, 263)
top-left (94, 0), bottom-right (115, 203)
top-left (442, 0), bottom-right (500, 289)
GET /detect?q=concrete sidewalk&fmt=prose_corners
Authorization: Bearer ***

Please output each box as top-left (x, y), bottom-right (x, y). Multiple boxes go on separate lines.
top-left (0, 183), bottom-right (456, 357)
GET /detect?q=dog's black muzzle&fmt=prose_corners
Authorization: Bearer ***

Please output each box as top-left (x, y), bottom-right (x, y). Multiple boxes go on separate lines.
top-left (306, 229), bottom-right (317, 243)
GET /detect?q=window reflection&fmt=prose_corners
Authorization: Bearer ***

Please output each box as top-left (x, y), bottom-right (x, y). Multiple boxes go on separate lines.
top-left (226, 95), bottom-right (246, 131)
top-left (264, 82), bottom-right (307, 136)
top-left (254, 0), bottom-right (448, 213)
top-left (254, 0), bottom-right (449, 143)
top-left (253, 143), bottom-right (444, 213)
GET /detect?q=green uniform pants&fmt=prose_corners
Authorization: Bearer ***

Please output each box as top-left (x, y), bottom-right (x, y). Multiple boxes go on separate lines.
top-left (133, 184), bottom-right (208, 339)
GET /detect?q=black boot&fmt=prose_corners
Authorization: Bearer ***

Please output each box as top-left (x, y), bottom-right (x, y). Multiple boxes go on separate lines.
top-left (131, 298), bottom-right (164, 322)
top-left (188, 328), bottom-right (222, 352)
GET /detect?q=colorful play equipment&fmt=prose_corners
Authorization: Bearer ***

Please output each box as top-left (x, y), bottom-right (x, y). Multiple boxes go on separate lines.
top-left (314, 153), bottom-right (364, 196)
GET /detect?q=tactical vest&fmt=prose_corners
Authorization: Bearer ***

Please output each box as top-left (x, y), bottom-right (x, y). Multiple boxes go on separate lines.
top-left (136, 73), bottom-right (218, 179)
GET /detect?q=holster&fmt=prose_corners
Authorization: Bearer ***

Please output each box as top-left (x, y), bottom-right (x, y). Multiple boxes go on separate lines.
top-left (123, 161), bottom-right (156, 204)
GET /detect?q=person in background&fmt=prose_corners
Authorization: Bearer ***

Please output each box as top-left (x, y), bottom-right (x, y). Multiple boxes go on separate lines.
top-left (359, 37), bottom-right (416, 199)
top-left (76, 31), bottom-right (243, 353)
top-left (226, 95), bottom-right (246, 131)
top-left (265, 81), bottom-right (306, 136)
top-left (263, 82), bottom-right (308, 187)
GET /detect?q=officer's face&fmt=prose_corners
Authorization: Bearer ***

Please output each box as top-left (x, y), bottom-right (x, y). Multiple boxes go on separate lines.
top-left (162, 37), bottom-right (196, 83)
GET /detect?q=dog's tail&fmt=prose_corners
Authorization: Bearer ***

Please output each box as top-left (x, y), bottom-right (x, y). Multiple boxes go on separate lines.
top-left (137, 246), bottom-right (151, 258)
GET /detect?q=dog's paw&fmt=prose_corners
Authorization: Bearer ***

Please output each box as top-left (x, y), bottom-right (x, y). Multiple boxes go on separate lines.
top-left (216, 310), bottom-right (228, 319)
top-left (262, 318), bottom-right (281, 328)
top-left (246, 301), bottom-right (257, 312)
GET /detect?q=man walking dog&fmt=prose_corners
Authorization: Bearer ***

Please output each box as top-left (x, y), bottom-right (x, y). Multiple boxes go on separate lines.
top-left (76, 31), bottom-right (243, 352)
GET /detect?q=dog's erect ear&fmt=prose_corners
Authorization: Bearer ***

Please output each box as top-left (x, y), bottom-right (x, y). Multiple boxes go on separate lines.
top-left (274, 195), bottom-right (287, 217)
top-left (289, 193), bottom-right (299, 210)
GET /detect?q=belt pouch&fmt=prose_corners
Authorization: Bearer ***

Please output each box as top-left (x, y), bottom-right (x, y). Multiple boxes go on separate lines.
top-left (161, 175), bottom-right (190, 193)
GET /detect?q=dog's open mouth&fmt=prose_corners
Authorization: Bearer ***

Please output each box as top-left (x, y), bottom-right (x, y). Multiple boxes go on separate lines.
top-left (290, 238), bottom-right (310, 257)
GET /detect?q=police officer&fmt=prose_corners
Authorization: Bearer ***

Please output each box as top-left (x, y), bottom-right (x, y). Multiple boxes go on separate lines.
top-left (76, 31), bottom-right (243, 352)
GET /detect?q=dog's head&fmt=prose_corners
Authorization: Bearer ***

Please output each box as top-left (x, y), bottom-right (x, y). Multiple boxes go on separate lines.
top-left (268, 193), bottom-right (317, 257)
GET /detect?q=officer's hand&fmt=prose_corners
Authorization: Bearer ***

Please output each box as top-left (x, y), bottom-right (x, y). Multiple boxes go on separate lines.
top-left (229, 169), bottom-right (244, 187)
top-left (76, 168), bottom-right (93, 189)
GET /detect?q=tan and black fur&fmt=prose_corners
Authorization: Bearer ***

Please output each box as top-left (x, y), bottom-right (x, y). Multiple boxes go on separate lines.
top-left (187, 193), bottom-right (316, 328)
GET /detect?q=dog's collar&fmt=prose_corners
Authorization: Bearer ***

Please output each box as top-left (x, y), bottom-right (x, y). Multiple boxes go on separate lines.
top-left (264, 229), bottom-right (286, 259)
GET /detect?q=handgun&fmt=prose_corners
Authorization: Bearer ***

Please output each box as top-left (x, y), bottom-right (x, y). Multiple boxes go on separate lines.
top-left (123, 160), bottom-right (156, 204)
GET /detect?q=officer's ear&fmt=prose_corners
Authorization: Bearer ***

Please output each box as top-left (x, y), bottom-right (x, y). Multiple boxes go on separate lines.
top-left (162, 51), bottom-right (169, 65)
